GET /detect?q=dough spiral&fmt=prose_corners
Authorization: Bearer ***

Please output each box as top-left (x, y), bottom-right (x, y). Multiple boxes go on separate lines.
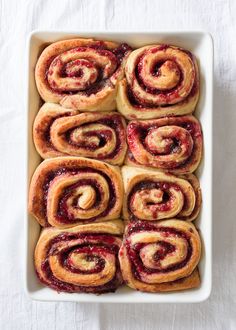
top-left (33, 103), bottom-right (127, 165)
top-left (35, 220), bottom-right (124, 293)
top-left (119, 220), bottom-right (201, 292)
top-left (35, 38), bottom-right (131, 111)
top-left (117, 44), bottom-right (199, 119)
top-left (28, 157), bottom-right (123, 228)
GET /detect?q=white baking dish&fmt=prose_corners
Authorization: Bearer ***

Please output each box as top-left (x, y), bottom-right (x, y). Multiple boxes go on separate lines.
top-left (25, 31), bottom-right (213, 303)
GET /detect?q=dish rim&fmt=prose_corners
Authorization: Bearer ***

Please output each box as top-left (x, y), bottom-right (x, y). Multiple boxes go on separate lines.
top-left (25, 29), bottom-right (213, 303)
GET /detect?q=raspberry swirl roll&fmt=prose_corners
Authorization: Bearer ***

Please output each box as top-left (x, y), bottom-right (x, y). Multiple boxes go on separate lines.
top-left (119, 220), bottom-right (201, 292)
top-left (35, 220), bottom-right (124, 294)
top-left (117, 44), bottom-right (199, 120)
top-left (122, 166), bottom-right (201, 222)
top-left (35, 38), bottom-right (132, 111)
top-left (33, 103), bottom-right (127, 165)
top-left (127, 115), bottom-right (202, 174)
top-left (28, 157), bottom-right (123, 228)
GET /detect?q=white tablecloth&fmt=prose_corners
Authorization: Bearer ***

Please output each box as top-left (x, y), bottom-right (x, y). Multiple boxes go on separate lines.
top-left (0, 0), bottom-right (235, 329)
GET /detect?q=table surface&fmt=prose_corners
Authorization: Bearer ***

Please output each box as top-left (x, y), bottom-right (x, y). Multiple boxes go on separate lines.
top-left (0, 0), bottom-right (235, 329)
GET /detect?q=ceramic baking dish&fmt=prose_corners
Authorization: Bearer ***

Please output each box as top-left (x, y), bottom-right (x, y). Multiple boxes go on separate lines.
top-left (25, 31), bottom-right (213, 303)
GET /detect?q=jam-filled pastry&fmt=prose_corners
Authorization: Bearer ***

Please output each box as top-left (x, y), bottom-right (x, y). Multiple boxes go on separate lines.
top-left (119, 220), bottom-right (201, 292)
top-left (35, 220), bottom-right (124, 294)
top-left (117, 44), bottom-right (199, 120)
top-left (28, 157), bottom-right (123, 228)
top-left (33, 103), bottom-right (127, 165)
top-left (122, 166), bottom-right (201, 222)
top-left (35, 38), bottom-right (132, 111)
top-left (126, 115), bottom-right (202, 174)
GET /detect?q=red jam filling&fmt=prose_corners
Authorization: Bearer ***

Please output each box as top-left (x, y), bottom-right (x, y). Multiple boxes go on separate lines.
top-left (135, 58), bottom-right (183, 98)
top-left (127, 120), bottom-right (201, 169)
top-left (42, 167), bottom-right (117, 224)
top-left (125, 222), bottom-right (192, 279)
top-left (42, 113), bottom-right (73, 148)
top-left (64, 114), bottom-right (125, 160)
top-left (50, 232), bottom-right (117, 246)
top-left (180, 121), bottom-right (201, 138)
top-left (134, 241), bottom-right (176, 262)
top-left (63, 246), bottom-right (108, 274)
top-left (112, 43), bottom-right (132, 63)
top-left (151, 44), bottom-right (169, 52)
top-left (132, 58), bottom-right (183, 107)
top-left (146, 131), bottom-right (180, 156)
top-left (57, 179), bottom-right (102, 223)
top-left (37, 233), bottom-right (122, 293)
top-left (126, 48), bottom-right (196, 108)
top-left (127, 180), bottom-right (181, 221)
top-left (45, 43), bottom-right (132, 95)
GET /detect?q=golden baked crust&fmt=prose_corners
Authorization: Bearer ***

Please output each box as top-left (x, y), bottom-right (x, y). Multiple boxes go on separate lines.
top-left (28, 157), bottom-right (123, 228)
top-left (117, 44), bottom-right (199, 120)
top-left (119, 220), bottom-right (201, 292)
top-left (126, 115), bottom-right (202, 174)
top-left (122, 166), bottom-right (201, 222)
top-left (35, 220), bottom-right (124, 293)
top-left (33, 103), bottom-right (127, 165)
top-left (35, 38), bottom-right (131, 111)
top-left (33, 103), bottom-right (78, 158)
top-left (31, 40), bottom-right (203, 295)
top-left (180, 173), bottom-right (202, 221)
